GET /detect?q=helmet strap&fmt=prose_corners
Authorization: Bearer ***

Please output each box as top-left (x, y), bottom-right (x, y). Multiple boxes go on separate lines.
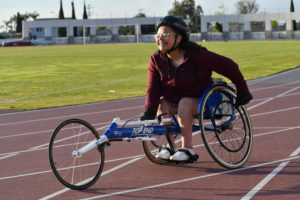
top-left (166, 33), bottom-right (179, 54)
top-left (159, 33), bottom-right (179, 54)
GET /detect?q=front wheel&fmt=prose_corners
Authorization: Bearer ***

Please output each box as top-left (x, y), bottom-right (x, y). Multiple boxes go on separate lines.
top-left (199, 85), bottom-right (253, 169)
top-left (49, 119), bottom-right (105, 190)
top-left (142, 135), bottom-right (170, 165)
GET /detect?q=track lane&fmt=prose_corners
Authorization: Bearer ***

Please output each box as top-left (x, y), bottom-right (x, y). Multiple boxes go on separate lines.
top-left (1, 69), bottom-right (300, 200)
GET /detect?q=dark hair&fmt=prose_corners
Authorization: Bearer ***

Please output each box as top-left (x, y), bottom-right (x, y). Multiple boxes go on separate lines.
top-left (178, 39), bottom-right (202, 51)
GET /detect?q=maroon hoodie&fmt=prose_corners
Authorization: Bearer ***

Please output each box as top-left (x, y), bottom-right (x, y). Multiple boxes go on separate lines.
top-left (145, 47), bottom-right (250, 113)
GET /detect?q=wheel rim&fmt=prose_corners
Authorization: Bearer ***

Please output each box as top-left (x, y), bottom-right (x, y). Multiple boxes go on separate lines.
top-left (200, 86), bottom-right (253, 169)
top-left (49, 119), bottom-right (104, 189)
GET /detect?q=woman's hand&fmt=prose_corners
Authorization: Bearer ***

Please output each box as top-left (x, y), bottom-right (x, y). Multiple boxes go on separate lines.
top-left (140, 108), bottom-right (156, 121)
top-left (235, 93), bottom-right (253, 108)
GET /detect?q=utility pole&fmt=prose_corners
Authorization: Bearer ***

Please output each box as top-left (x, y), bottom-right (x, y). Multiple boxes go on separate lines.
top-left (87, 4), bottom-right (94, 19)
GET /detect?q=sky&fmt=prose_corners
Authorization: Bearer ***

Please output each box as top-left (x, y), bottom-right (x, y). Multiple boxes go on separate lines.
top-left (1, 0), bottom-right (300, 25)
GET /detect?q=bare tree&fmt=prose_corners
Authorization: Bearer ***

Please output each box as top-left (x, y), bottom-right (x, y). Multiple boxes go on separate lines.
top-left (236, 0), bottom-right (259, 14)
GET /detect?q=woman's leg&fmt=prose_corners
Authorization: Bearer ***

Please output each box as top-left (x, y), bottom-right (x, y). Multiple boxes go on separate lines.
top-left (157, 98), bottom-right (176, 143)
top-left (157, 98), bottom-right (175, 123)
top-left (155, 99), bottom-right (176, 159)
top-left (177, 97), bottom-right (199, 149)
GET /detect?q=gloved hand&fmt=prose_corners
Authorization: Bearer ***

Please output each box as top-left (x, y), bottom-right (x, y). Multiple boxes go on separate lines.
top-left (235, 92), bottom-right (253, 108)
top-left (140, 107), bottom-right (156, 121)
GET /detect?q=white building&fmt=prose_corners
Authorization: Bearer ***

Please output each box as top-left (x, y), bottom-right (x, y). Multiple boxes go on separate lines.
top-left (22, 12), bottom-right (300, 44)
top-left (201, 12), bottom-right (300, 41)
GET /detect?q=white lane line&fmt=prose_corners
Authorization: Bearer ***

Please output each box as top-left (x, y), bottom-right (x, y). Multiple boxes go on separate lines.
top-left (0, 155), bottom-right (144, 181)
top-left (249, 81), bottom-right (300, 91)
top-left (0, 121), bottom-right (109, 140)
top-left (0, 120), bottom-right (122, 160)
top-left (247, 85), bottom-right (300, 111)
top-left (1, 124), bottom-right (299, 161)
top-left (253, 126), bottom-right (300, 137)
top-left (0, 124), bottom-right (109, 160)
top-left (251, 92), bottom-right (300, 103)
top-left (290, 146), bottom-right (300, 157)
top-left (0, 97), bottom-right (145, 117)
top-left (248, 69), bottom-right (300, 85)
top-left (80, 156), bottom-right (300, 200)
top-left (2, 104), bottom-right (299, 141)
top-left (1, 129), bottom-right (299, 196)
top-left (253, 126), bottom-right (297, 129)
top-left (0, 169), bottom-right (53, 181)
top-left (1, 80), bottom-right (298, 126)
top-left (0, 105), bottom-right (143, 126)
top-left (251, 106), bottom-right (300, 117)
top-left (0, 129), bottom-right (52, 139)
top-left (241, 162), bottom-right (289, 200)
top-left (241, 146), bottom-right (300, 200)
top-left (39, 156), bottom-right (144, 200)
top-left (0, 153), bottom-right (18, 160)
top-left (2, 103), bottom-right (298, 157)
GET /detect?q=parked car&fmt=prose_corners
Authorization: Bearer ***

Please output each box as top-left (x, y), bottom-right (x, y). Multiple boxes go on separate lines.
top-left (3, 40), bottom-right (33, 47)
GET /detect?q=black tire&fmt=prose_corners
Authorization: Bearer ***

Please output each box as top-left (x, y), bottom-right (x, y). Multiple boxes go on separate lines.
top-left (142, 135), bottom-right (170, 165)
top-left (199, 85), bottom-right (253, 169)
top-left (49, 119), bottom-right (105, 190)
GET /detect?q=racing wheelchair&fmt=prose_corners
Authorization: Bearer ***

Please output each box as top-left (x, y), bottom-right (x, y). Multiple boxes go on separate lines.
top-left (48, 82), bottom-right (253, 190)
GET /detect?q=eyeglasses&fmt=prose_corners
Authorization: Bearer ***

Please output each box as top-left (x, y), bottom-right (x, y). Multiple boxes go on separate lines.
top-left (154, 32), bottom-right (174, 40)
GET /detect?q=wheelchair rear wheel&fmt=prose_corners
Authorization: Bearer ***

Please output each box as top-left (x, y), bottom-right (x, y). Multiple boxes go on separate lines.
top-left (199, 85), bottom-right (253, 169)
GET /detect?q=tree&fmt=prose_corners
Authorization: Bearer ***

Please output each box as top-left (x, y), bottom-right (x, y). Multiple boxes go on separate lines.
top-left (58, 0), bottom-right (66, 37)
top-left (290, 0), bottom-right (297, 30)
top-left (71, 1), bottom-right (78, 36)
top-left (135, 12), bottom-right (146, 18)
top-left (3, 12), bottom-right (39, 33)
top-left (16, 12), bottom-right (23, 33)
top-left (71, 1), bottom-right (76, 19)
top-left (3, 21), bottom-right (13, 32)
top-left (118, 26), bottom-right (134, 35)
top-left (59, 0), bottom-right (65, 19)
top-left (236, 0), bottom-right (259, 14)
top-left (25, 11), bottom-right (39, 20)
top-left (83, 1), bottom-right (88, 19)
top-left (119, 12), bottom-right (151, 35)
top-left (168, 0), bottom-right (204, 32)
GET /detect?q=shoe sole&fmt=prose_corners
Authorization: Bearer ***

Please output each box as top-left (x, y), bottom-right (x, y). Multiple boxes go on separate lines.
top-left (155, 156), bottom-right (170, 160)
top-left (169, 157), bottom-right (189, 161)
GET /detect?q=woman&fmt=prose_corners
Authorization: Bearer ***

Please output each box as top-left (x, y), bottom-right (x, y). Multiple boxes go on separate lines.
top-left (140, 16), bottom-right (252, 162)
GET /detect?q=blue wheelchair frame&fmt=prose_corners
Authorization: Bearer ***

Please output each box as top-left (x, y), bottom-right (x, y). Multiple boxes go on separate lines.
top-left (102, 82), bottom-right (236, 141)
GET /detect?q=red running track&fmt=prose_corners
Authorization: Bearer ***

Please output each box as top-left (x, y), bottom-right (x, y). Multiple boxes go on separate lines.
top-left (1, 68), bottom-right (300, 200)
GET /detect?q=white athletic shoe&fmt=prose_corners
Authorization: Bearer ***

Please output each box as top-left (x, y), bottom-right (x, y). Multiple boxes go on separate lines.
top-left (155, 147), bottom-right (171, 160)
top-left (169, 148), bottom-right (195, 161)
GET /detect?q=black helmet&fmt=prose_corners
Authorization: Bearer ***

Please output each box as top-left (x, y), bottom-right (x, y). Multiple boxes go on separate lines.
top-left (156, 16), bottom-right (190, 39)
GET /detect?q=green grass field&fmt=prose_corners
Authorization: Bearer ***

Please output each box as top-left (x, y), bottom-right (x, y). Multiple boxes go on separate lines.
top-left (0, 40), bottom-right (299, 111)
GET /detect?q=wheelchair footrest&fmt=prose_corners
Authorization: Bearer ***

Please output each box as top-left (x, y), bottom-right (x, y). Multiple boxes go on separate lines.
top-left (187, 154), bottom-right (199, 163)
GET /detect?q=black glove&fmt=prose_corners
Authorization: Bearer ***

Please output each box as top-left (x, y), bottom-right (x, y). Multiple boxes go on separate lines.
top-left (140, 107), bottom-right (156, 121)
top-left (235, 92), bottom-right (253, 108)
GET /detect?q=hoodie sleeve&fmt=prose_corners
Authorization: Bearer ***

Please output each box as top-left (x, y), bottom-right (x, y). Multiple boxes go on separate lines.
top-left (202, 49), bottom-right (250, 95)
top-left (144, 54), bottom-right (163, 114)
